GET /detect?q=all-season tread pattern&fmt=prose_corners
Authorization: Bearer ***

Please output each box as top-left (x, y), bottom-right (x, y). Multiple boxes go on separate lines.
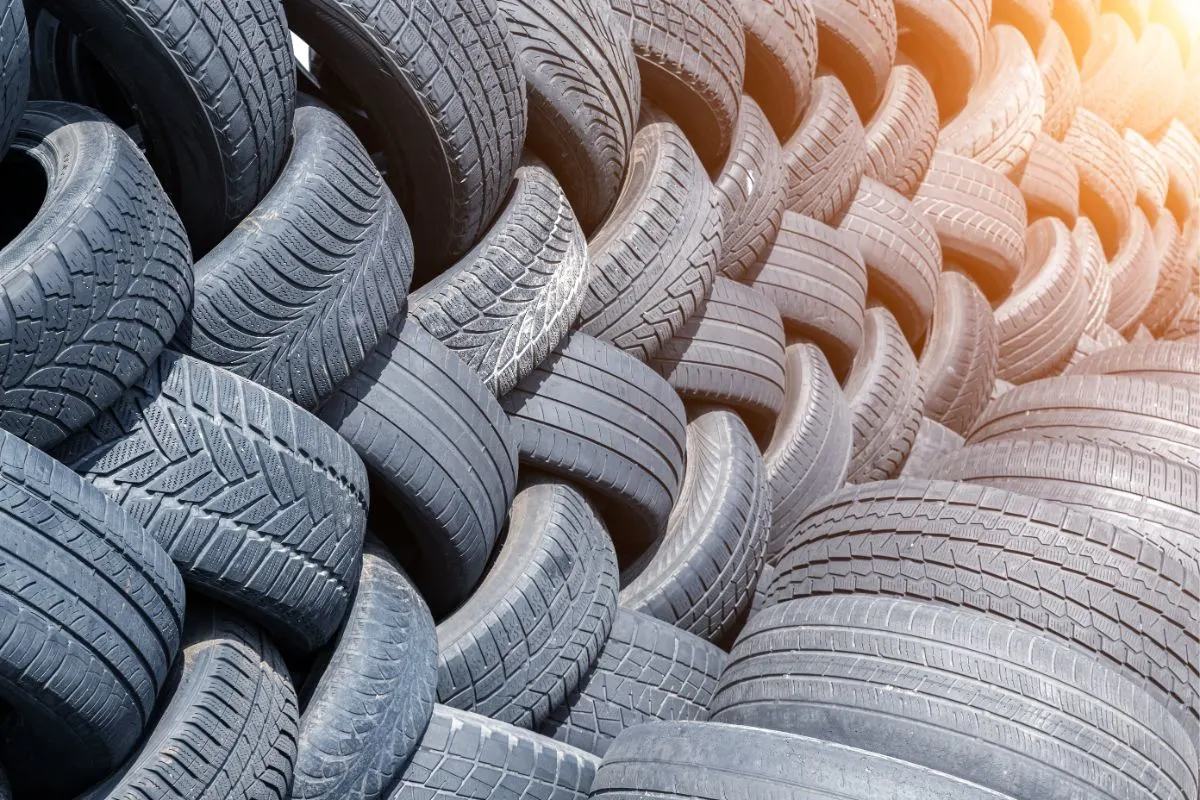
top-left (781, 76), bottom-right (867, 225)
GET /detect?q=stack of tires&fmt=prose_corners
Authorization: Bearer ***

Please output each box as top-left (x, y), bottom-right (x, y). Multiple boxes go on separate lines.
top-left (0, 0), bottom-right (1194, 797)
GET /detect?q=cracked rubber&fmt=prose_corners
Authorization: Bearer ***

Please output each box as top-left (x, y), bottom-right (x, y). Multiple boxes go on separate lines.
top-left (736, 0), bottom-right (817, 137)
top-left (862, 64), bottom-right (939, 197)
top-left (780, 75), bottom-right (867, 226)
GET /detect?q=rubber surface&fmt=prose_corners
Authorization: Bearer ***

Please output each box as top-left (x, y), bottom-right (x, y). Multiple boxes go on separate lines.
top-left (862, 64), bottom-right (939, 197)
top-left (894, 0), bottom-right (989, 116)
top-left (1037, 20), bottom-right (1080, 138)
top-left (1124, 127), bottom-right (1169, 220)
top-left (0, 0), bottom-right (28, 155)
top-left (736, 0), bottom-right (818, 137)
top-left (1080, 13), bottom-right (1138, 128)
top-left (810, 0), bottom-right (897, 115)
top-left (1157, 119), bottom-right (1200, 224)
top-left (1141, 212), bottom-right (1193, 335)
top-left (1127, 22), bottom-right (1184, 137)
top-left (1063, 107), bottom-right (1137, 256)
top-left (1105, 207), bottom-right (1158, 334)
top-left (993, 0), bottom-right (1054, 44)
top-left (1075, 216), bottom-right (1114, 336)
top-left (780, 75), bottom-right (867, 225)
top-left (1017, 133), bottom-right (1079, 223)
top-left (900, 417), bottom-right (965, 478)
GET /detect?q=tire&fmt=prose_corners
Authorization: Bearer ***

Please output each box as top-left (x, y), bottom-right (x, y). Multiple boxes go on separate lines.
top-left (1016, 133), bottom-right (1080, 224)
top-left (713, 95), bottom-right (787, 280)
top-left (838, 178), bottom-right (941, 343)
top-left (1125, 127), bottom-right (1170, 220)
top-left (282, 0), bottom-right (526, 275)
top-left (0, 101), bottom-right (192, 449)
top-left (763, 343), bottom-right (853, 562)
top-left (780, 75), bottom-right (868, 225)
top-left (78, 605), bottom-right (299, 800)
top-left (842, 307), bottom-right (925, 483)
top-left (912, 150), bottom-right (1027, 298)
top-left (862, 64), bottom-right (939, 197)
top-left (56, 350), bottom-right (367, 651)
top-left (1105, 207), bottom-right (1158, 334)
top-left (1079, 13), bottom-right (1138, 129)
top-left (589, 721), bottom-right (1014, 800)
top-left (500, 333), bottom-right (687, 554)
top-left (620, 407), bottom-right (771, 644)
top-left (894, 0), bottom-right (989, 117)
top-left (810, 0), bottom-right (897, 116)
top-left (742, 211), bottom-right (868, 379)
top-left (1142, 213), bottom-right (1194, 334)
top-left (1065, 339), bottom-right (1200, 383)
top-left (1103, 0), bottom-right (1149, 33)
top-left (609, 0), bottom-right (745, 166)
top-left (938, 25), bottom-right (1046, 178)
top-left (319, 318), bottom-right (518, 615)
top-left (34, 0), bottom-right (294, 254)
top-left (0, 428), bottom-right (184, 798)
top-left (918, 271), bottom-right (999, 435)
top-left (578, 107), bottom-right (722, 361)
top-left (437, 476), bottom-right (619, 728)
top-left (711, 595), bottom-right (1198, 800)
top-left (293, 537), bottom-right (438, 800)
top-left (1157, 119), bottom-right (1200, 225)
top-left (0, 0), bottom-right (28, 156)
top-left (498, 0), bottom-right (640, 232)
top-left (765, 479), bottom-right (1200, 726)
top-left (649, 278), bottom-right (786, 434)
top-left (1037, 20), bottom-right (1080, 138)
top-left (537, 610), bottom-right (726, 756)
top-left (1127, 23), bottom-right (1184, 137)
top-left (171, 103), bottom-right (413, 410)
top-left (1075, 216), bottom-right (1114, 336)
top-left (1054, 0), bottom-right (1097, 62)
top-left (994, 0), bottom-right (1054, 44)
top-left (900, 417), bottom-right (965, 477)
top-left (1062, 108), bottom-right (1137, 257)
top-left (410, 158), bottom-right (590, 397)
top-left (391, 705), bottom-right (599, 799)
top-left (1163, 292), bottom-right (1200, 340)
top-left (736, 0), bottom-right (818, 137)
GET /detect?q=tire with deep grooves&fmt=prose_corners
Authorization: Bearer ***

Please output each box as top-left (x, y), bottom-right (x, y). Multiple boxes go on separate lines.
top-left (1037, 20), bottom-right (1080, 138)
top-left (781, 75), bottom-right (868, 225)
top-left (1066, 339), bottom-right (1200, 385)
top-left (736, 0), bottom-right (817, 137)
top-left (1075, 216), bottom-right (1114, 336)
top-left (1105, 207), bottom-right (1159, 334)
top-left (862, 64), bottom-right (939, 197)
top-left (894, 0), bottom-right (989, 117)
top-left (1063, 107), bottom-right (1137, 256)
top-left (811, 0), bottom-right (897, 116)
top-left (901, 417), bottom-right (965, 477)
top-left (1125, 127), bottom-right (1170, 220)
top-left (1016, 133), bottom-right (1079, 224)
top-left (0, 0), bottom-right (28, 155)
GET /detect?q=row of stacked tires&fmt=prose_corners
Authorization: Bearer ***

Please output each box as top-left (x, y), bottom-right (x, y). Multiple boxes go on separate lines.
top-left (0, 0), bottom-right (1196, 796)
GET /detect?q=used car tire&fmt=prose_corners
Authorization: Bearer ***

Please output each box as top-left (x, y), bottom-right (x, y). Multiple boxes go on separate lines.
top-left (894, 0), bottom-right (989, 117)
top-left (1079, 13), bottom-right (1139, 129)
top-left (862, 64), bottom-right (939, 197)
top-left (0, 0), bottom-right (28, 155)
top-left (810, 0), bottom-right (897, 116)
top-left (1124, 127), bottom-right (1169, 220)
top-left (1062, 107), bottom-right (1137, 256)
top-left (736, 0), bottom-right (818, 137)
top-left (780, 75), bottom-right (867, 225)
top-left (1016, 133), bottom-right (1080, 224)
top-left (1037, 20), bottom-right (1081, 138)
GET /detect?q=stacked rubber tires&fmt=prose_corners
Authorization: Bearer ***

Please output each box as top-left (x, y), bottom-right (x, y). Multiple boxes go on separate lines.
top-left (0, 0), bottom-right (1195, 797)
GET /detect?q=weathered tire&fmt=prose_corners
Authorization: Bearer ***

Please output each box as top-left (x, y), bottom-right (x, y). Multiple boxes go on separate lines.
top-left (736, 0), bottom-right (818, 137)
top-left (1066, 339), bottom-right (1200, 383)
top-left (1141, 212), bottom-right (1193, 335)
top-left (1127, 22), bottom-right (1184, 138)
top-left (912, 150), bottom-right (1027, 298)
top-left (0, 0), bottom-right (27, 155)
top-left (0, 101), bottom-right (192, 449)
top-left (993, 0), bottom-right (1054, 45)
top-left (293, 538), bottom-right (437, 800)
top-left (1075, 216), bottom-right (1114, 335)
top-left (1125, 127), bottom-right (1170, 220)
top-left (501, 333), bottom-right (687, 553)
top-left (172, 103), bottom-right (412, 409)
top-left (318, 318), bottom-right (518, 615)
top-left (1105, 207), bottom-right (1159, 334)
top-left (743, 211), bottom-right (868, 378)
top-left (1079, 13), bottom-right (1139, 128)
top-left (838, 178), bottom-right (941, 343)
top-left (283, 0), bottom-right (526, 274)
top-left (1016, 133), bottom-right (1080, 223)
top-left (810, 0), bottom-right (897, 116)
top-left (620, 407), bottom-right (771, 643)
top-left (410, 158), bottom-right (589, 396)
top-left (1062, 107), bottom-right (1137, 256)
top-left (900, 417), bottom-right (965, 477)
top-left (498, 0), bottom-right (640, 232)
top-left (862, 64), bottom-right (939, 197)
top-left (780, 75), bottom-right (867, 225)
top-left (1054, 0), bottom-right (1098, 62)
top-left (578, 107), bottom-right (722, 361)
top-left (918, 271), bottom-right (999, 435)
top-left (842, 307), bottom-right (925, 483)
top-left (1157, 119), bottom-right (1200, 224)
top-left (893, 0), bottom-right (989, 117)
top-left (57, 351), bottom-right (367, 651)
top-left (1037, 20), bottom-right (1081, 138)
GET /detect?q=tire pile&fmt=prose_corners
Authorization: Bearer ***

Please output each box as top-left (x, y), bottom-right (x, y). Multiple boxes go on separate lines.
top-left (0, 0), bottom-right (1197, 797)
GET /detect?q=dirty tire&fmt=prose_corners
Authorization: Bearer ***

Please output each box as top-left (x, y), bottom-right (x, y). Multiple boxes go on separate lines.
top-left (862, 64), bottom-right (939, 197)
top-left (1106, 207), bottom-right (1159, 334)
top-left (0, 0), bottom-right (28, 155)
top-left (810, 0), bottom-right (897, 116)
top-left (1037, 20), bottom-right (1081, 138)
top-left (1017, 133), bottom-right (1080, 224)
top-left (893, 0), bottom-right (989, 117)
top-left (411, 158), bottom-right (590, 397)
top-left (1079, 13), bottom-right (1139, 128)
top-left (1125, 127), bottom-right (1170, 219)
top-left (1062, 108), bottom-right (1137, 256)
top-left (736, 0), bottom-right (818, 137)
top-left (780, 75), bottom-right (868, 225)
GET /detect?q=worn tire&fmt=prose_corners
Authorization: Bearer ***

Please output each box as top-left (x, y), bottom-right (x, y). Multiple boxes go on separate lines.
top-left (0, 0), bottom-right (27, 156)
top-left (1037, 20), bottom-right (1081, 138)
top-left (1141, 212), bottom-right (1193, 334)
top-left (900, 417), bottom-right (965, 477)
top-left (810, 0), bottom-right (897, 116)
top-left (1105, 207), bottom-right (1159, 334)
top-left (1157, 119), bottom-right (1200, 224)
top-left (1075, 216), bottom-right (1114, 335)
top-left (1016, 133), bottom-right (1080, 223)
top-left (894, 0), bottom-right (989, 117)
top-left (736, 0), bottom-right (818, 137)
top-left (410, 158), bottom-right (590, 397)
top-left (1062, 107), bottom-right (1137, 256)
top-left (1065, 339), bottom-right (1200, 385)
top-left (1054, 0), bottom-right (1098, 63)
top-left (780, 75), bottom-right (868, 225)
top-left (862, 64), bottom-right (939, 197)
top-left (993, 0), bottom-right (1054, 44)
top-left (1079, 13), bottom-right (1139, 128)
top-left (1127, 22), bottom-right (1184, 138)
top-left (1125, 127), bottom-right (1170, 220)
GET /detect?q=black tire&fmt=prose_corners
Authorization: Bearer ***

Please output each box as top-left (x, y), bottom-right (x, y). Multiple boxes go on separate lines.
top-left (589, 721), bottom-right (1014, 800)
top-left (938, 25), bottom-right (1045, 178)
top-left (912, 150), bottom-right (1027, 298)
top-left (900, 417), bottom-right (965, 478)
top-left (1063, 107), bottom-right (1137, 257)
top-left (0, 101), bottom-right (192, 449)
top-left (78, 604), bottom-right (299, 800)
top-left (862, 64), bottom-right (939, 198)
top-left (437, 476), bottom-right (618, 728)
top-left (780, 75), bottom-right (867, 225)
top-left (0, 428), bottom-right (184, 797)
top-left (410, 158), bottom-right (590, 397)
top-left (766, 479), bottom-right (1200, 726)
top-left (894, 0), bottom-right (989, 117)
top-left (172, 103), bottom-right (413, 410)
top-left (838, 178), bottom-right (940, 343)
top-left (1125, 127), bottom-right (1170, 220)
top-left (649, 278), bottom-right (786, 434)
top-left (1037, 20), bottom-right (1080, 139)
top-left (390, 705), bottom-right (599, 799)
top-left (620, 407), bottom-right (771, 644)
top-left (56, 350), bottom-right (367, 651)
top-left (713, 95), bottom-right (786, 280)
top-left (1079, 13), bottom-right (1138, 129)
top-left (736, 0), bottom-right (818, 137)
top-left (810, 0), bottom-right (897, 116)
top-left (609, 0), bottom-right (745, 166)
top-left (293, 537), bottom-right (437, 800)
top-left (1105, 207), bottom-right (1158, 334)
top-left (1156, 119), bottom-right (1200, 225)
top-left (763, 343), bottom-right (853, 561)
top-left (283, 0), bottom-right (526, 275)
top-left (1016, 133), bottom-right (1080, 224)
top-left (0, 0), bottom-right (28, 155)
top-left (711, 595), bottom-right (1199, 800)
top-left (501, 333), bottom-right (687, 555)
top-left (497, 0), bottom-right (640, 232)
top-left (537, 610), bottom-right (726, 756)
top-left (743, 211), bottom-right (868, 379)
top-left (578, 107), bottom-right (722, 361)
top-left (995, 217), bottom-right (1088, 383)
top-left (842, 307), bottom-right (925, 483)
top-left (33, 0), bottom-right (294, 253)
top-left (320, 317), bottom-right (518, 615)
top-left (1075, 216), bottom-right (1114, 336)
top-left (918, 272), bottom-right (999, 435)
